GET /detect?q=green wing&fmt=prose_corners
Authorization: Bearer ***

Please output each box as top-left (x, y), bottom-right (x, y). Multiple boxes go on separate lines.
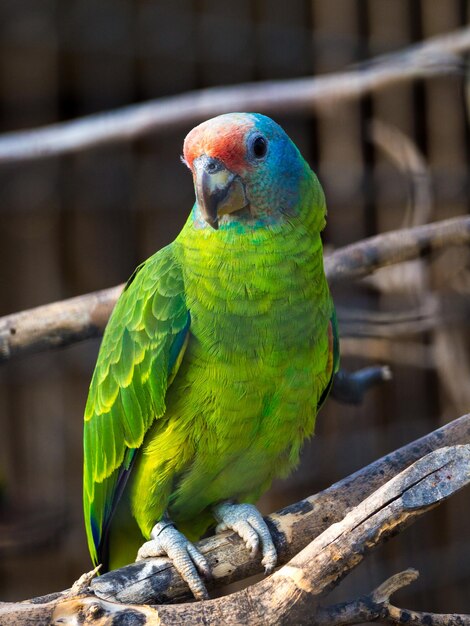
top-left (317, 307), bottom-right (340, 411)
top-left (83, 243), bottom-right (189, 566)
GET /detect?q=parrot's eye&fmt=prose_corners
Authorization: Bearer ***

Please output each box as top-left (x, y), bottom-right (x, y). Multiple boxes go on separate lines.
top-left (249, 135), bottom-right (268, 160)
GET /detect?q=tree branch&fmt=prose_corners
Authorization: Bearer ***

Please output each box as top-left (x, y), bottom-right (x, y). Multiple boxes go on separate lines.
top-left (325, 215), bottom-right (470, 286)
top-left (88, 413), bottom-right (469, 605)
top-left (1, 445), bottom-right (468, 625)
top-left (316, 569), bottom-right (470, 625)
top-left (1, 216), bottom-right (469, 364)
top-left (0, 285), bottom-right (122, 363)
top-left (0, 27), bottom-right (468, 163)
top-left (3, 412), bottom-right (466, 614)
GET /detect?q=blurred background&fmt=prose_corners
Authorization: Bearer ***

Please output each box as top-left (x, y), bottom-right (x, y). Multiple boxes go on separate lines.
top-left (0, 0), bottom-right (469, 618)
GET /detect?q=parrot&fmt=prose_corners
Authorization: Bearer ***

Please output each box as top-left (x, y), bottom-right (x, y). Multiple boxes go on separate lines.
top-left (83, 112), bottom-right (339, 599)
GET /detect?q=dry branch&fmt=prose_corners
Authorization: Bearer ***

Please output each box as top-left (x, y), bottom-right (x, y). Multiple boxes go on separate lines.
top-left (1, 445), bottom-right (468, 625)
top-left (315, 569), bottom-right (470, 625)
top-left (0, 412), bottom-right (464, 618)
top-left (325, 215), bottom-right (470, 286)
top-left (1, 216), bottom-right (469, 364)
top-left (0, 27), bottom-right (468, 163)
top-left (89, 413), bottom-right (470, 605)
top-left (0, 285), bottom-right (123, 363)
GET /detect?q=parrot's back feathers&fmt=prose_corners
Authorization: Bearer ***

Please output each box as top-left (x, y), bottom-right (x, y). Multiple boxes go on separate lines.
top-left (83, 244), bottom-right (189, 565)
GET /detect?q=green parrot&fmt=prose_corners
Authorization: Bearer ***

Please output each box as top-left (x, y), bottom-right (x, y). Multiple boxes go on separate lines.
top-left (83, 112), bottom-right (339, 599)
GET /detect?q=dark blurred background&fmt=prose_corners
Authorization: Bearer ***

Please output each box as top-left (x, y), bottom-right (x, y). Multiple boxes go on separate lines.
top-left (0, 0), bottom-right (469, 618)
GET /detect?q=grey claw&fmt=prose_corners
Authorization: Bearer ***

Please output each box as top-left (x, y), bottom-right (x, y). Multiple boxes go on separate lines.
top-left (213, 502), bottom-right (277, 572)
top-left (136, 521), bottom-right (210, 600)
top-left (187, 542), bottom-right (212, 580)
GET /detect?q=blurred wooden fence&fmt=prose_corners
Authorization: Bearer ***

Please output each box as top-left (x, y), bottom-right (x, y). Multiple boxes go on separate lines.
top-left (0, 0), bottom-right (469, 617)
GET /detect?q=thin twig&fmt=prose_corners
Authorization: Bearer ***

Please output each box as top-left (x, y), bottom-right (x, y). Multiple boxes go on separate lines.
top-left (0, 27), bottom-right (468, 163)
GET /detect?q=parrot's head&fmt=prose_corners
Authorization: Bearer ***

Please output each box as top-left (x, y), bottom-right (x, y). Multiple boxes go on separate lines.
top-left (183, 112), bottom-right (325, 232)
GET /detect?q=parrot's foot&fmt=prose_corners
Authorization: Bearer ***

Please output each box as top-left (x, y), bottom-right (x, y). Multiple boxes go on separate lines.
top-left (136, 517), bottom-right (211, 600)
top-left (331, 365), bottom-right (392, 405)
top-left (213, 501), bottom-right (277, 574)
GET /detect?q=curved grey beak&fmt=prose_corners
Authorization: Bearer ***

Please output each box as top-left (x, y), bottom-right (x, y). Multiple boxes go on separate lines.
top-left (193, 156), bottom-right (248, 229)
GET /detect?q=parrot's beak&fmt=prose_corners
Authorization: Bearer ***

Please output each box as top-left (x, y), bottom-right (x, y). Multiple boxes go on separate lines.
top-left (194, 156), bottom-right (248, 229)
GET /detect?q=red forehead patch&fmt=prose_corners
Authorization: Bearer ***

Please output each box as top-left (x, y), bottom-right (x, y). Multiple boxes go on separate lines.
top-left (183, 115), bottom-right (254, 172)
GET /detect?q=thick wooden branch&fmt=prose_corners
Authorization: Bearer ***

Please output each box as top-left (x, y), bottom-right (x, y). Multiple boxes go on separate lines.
top-left (1, 445), bottom-right (468, 625)
top-left (2, 413), bottom-right (467, 616)
top-left (0, 27), bottom-right (468, 163)
top-left (88, 413), bottom-right (469, 605)
top-left (1, 216), bottom-right (469, 364)
top-left (316, 569), bottom-right (470, 625)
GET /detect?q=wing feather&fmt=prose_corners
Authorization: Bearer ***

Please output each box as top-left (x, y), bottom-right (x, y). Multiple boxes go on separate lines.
top-left (83, 243), bottom-right (189, 566)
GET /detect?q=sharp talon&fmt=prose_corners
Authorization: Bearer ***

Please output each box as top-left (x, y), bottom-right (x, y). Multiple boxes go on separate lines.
top-left (187, 543), bottom-right (211, 579)
top-left (262, 552), bottom-right (277, 574)
top-left (246, 538), bottom-right (257, 554)
top-left (195, 587), bottom-right (210, 600)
